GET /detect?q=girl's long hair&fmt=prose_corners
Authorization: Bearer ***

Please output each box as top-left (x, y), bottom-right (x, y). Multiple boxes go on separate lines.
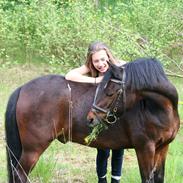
top-left (85, 41), bottom-right (118, 77)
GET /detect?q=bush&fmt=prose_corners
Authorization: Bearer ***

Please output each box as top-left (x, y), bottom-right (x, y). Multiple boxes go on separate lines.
top-left (0, 0), bottom-right (182, 71)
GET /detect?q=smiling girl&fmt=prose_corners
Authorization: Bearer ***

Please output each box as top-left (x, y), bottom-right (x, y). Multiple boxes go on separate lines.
top-left (65, 41), bottom-right (125, 183)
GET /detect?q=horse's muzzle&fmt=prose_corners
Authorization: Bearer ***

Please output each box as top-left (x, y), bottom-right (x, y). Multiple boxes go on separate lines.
top-left (87, 111), bottom-right (100, 128)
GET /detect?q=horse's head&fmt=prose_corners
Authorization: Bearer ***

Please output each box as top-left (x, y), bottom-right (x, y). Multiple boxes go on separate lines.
top-left (87, 64), bottom-right (126, 128)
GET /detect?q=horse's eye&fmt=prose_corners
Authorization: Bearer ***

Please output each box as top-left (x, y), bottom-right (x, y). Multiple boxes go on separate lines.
top-left (105, 90), bottom-right (114, 97)
top-left (104, 82), bottom-right (115, 96)
top-left (106, 93), bottom-right (113, 97)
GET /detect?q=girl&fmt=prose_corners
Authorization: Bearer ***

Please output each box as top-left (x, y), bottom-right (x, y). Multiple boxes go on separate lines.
top-left (65, 41), bottom-right (125, 183)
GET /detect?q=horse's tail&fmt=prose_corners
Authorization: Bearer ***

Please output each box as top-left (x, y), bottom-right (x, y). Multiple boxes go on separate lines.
top-left (5, 87), bottom-right (22, 183)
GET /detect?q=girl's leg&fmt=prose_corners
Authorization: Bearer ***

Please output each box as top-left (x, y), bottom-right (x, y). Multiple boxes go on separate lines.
top-left (111, 148), bottom-right (124, 183)
top-left (96, 148), bottom-right (110, 183)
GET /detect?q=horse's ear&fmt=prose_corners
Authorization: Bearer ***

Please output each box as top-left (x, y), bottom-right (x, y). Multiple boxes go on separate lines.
top-left (107, 61), bottom-right (113, 67)
top-left (108, 62), bottom-right (117, 71)
top-left (109, 63), bottom-right (122, 79)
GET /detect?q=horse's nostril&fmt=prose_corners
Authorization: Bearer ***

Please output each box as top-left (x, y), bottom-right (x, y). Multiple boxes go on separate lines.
top-left (87, 112), bottom-right (95, 127)
top-left (87, 116), bottom-right (93, 124)
top-left (86, 118), bottom-right (93, 128)
top-left (87, 111), bottom-right (94, 120)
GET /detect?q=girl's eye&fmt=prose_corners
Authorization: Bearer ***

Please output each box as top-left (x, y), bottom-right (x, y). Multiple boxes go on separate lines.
top-left (93, 60), bottom-right (99, 64)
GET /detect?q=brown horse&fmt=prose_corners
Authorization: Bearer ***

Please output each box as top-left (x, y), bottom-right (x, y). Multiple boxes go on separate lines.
top-left (5, 75), bottom-right (98, 183)
top-left (5, 58), bottom-right (179, 183)
top-left (87, 58), bottom-right (180, 183)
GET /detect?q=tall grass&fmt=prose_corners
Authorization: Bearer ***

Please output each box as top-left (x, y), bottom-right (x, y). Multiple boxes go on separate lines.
top-left (30, 142), bottom-right (97, 183)
top-left (170, 77), bottom-right (183, 119)
top-left (166, 141), bottom-right (183, 182)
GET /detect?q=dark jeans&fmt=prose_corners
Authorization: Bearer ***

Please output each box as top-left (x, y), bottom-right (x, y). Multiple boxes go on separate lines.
top-left (96, 148), bottom-right (124, 178)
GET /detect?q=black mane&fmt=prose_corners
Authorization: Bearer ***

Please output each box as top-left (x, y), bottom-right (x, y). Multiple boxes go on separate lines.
top-left (125, 58), bottom-right (168, 91)
top-left (102, 57), bottom-right (178, 108)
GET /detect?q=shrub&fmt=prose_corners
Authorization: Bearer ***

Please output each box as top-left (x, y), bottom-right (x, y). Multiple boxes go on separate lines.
top-left (0, 0), bottom-right (182, 72)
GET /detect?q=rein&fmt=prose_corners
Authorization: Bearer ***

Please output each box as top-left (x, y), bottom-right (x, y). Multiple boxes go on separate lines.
top-left (92, 66), bottom-right (126, 124)
top-left (67, 83), bottom-right (73, 143)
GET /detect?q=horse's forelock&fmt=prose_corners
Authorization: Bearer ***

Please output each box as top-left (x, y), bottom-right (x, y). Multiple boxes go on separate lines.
top-left (111, 64), bottom-right (124, 80)
top-left (100, 67), bottom-right (112, 88)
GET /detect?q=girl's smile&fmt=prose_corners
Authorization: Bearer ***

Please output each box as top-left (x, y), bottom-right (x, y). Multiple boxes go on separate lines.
top-left (92, 50), bottom-right (109, 73)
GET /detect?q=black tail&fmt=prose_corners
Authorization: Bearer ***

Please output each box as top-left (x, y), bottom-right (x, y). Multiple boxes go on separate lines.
top-left (5, 87), bottom-right (22, 183)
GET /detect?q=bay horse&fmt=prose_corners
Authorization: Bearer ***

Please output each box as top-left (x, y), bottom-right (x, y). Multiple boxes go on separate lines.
top-left (5, 58), bottom-right (179, 183)
top-left (87, 58), bottom-right (180, 183)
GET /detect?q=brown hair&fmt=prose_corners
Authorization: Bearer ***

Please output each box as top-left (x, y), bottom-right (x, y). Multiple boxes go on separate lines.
top-left (85, 41), bottom-right (118, 77)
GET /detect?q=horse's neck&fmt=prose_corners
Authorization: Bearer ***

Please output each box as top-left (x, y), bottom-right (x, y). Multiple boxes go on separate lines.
top-left (68, 82), bottom-right (96, 101)
top-left (68, 82), bottom-right (96, 115)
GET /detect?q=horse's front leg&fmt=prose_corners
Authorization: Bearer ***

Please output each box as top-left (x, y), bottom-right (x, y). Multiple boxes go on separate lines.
top-left (135, 142), bottom-right (156, 183)
top-left (153, 145), bottom-right (169, 183)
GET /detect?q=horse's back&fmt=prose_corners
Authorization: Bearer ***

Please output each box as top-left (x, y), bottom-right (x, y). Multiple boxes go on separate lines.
top-left (20, 74), bottom-right (68, 100)
top-left (21, 74), bottom-right (67, 94)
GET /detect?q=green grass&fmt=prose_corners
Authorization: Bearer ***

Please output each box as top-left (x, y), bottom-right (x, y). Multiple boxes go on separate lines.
top-left (29, 141), bottom-right (98, 183)
top-left (0, 64), bottom-right (183, 183)
top-left (170, 77), bottom-right (183, 119)
top-left (166, 126), bottom-right (183, 182)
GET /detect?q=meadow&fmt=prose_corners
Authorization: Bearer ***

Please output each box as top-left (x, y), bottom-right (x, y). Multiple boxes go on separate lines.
top-left (0, 63), bottom-right (182, 183)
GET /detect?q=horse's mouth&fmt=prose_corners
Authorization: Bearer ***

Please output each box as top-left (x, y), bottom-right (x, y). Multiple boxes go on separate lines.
top-left (87, 116), bottom-right (100, 128)
top-left (87, 111), bottom-right (101, 128)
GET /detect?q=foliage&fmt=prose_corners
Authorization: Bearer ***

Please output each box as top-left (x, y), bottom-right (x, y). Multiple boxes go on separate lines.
top-left (84, 123), bottom-right (108, 145)
top-left (0, 0), bottom-right (182, 72)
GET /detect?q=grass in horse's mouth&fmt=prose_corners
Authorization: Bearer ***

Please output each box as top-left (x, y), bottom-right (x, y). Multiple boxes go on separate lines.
top-left (84, 123), bottom-right (108, 145)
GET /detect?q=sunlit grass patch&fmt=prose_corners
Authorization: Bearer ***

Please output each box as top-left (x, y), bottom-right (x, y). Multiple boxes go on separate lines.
top-left (30, 141), bottom-right (97, 183)
top-left (166, 134), bottom-right (183, 183)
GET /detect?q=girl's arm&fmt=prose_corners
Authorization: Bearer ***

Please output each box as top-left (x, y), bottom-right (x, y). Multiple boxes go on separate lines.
top-left (65, 65), bottom-right (103, 83)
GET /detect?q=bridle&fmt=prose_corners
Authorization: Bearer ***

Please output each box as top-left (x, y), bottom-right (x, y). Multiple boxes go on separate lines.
top-left (92, 67), bottom-right (126, 124)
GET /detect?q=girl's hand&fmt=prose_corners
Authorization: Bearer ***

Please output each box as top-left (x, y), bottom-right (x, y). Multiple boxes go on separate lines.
top-left (96, 76), bottom-right (104, 84)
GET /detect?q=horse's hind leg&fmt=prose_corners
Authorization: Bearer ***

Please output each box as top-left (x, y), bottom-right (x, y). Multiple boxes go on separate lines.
top-left (153, 145), bottom-right (169, 183)
top-left (14, 145), bottom-right (49, 183)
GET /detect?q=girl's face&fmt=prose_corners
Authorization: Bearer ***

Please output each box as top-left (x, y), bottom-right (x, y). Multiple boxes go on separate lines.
top-left (92, 50), bottom-right (109, 74)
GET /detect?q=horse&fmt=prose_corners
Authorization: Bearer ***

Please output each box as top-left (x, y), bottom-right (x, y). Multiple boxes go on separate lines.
top-left (87, 58), bottom-right (180, 183)
top-left (5, 75), bottom-right (99, 183)
top-left (5, 57), bottom-right (179, 183)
